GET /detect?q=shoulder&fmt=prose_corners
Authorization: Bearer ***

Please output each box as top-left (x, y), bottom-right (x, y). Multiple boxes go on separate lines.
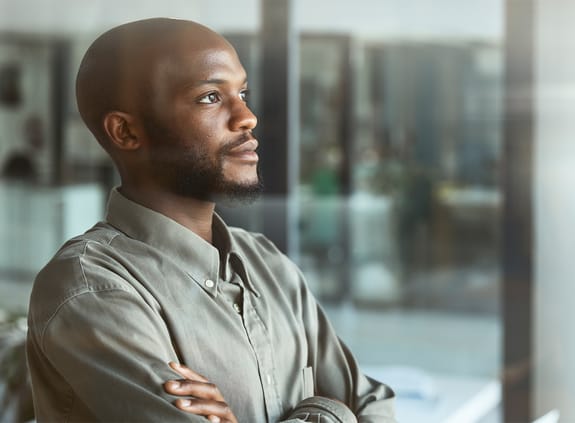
top-left (28, 223), bottom-right (141, 333)
top-left (35, 222), bottom-right (132, 289)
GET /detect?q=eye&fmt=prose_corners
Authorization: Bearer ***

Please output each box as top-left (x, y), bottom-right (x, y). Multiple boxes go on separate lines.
top-left (198, 92), bottom-right (220, 104)
top-left (239, 89), bottom-right (249, 102)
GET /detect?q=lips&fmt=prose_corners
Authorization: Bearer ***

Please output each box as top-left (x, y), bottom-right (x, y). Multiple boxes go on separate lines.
top-left (227, 139), bottom-right (259, 162)
top-left (228, 139), bottom-right (258, 154)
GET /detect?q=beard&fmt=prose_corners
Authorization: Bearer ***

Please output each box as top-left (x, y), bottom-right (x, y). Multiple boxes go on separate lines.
top-left (142, 118), bottom-right (263, 206)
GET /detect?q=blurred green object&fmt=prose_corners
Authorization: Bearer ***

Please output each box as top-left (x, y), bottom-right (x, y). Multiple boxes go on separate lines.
top-left (0, 311), bottom-right (34, 423)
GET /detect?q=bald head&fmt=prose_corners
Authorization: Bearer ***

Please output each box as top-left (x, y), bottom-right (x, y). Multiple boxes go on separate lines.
top-left (76, 18), bottom-right (232, 150)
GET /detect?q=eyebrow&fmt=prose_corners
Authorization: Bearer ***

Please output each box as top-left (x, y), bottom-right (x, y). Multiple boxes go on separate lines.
top-left (175, 76), bottom-right (249, 96)
top-left (193, 77), bottom-right (249, 87)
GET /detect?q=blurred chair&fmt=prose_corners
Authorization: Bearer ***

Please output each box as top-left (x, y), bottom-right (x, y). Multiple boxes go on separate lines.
top-left (0, 313), bottom-right (34, 423)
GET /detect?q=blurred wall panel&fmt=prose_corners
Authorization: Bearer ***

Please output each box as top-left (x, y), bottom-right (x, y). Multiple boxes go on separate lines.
top-left (534, 0), bottom-right (575, 421)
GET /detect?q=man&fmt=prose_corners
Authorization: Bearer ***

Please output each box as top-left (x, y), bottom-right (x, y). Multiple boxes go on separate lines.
top-left (26, 18), bottom-right (396, 422)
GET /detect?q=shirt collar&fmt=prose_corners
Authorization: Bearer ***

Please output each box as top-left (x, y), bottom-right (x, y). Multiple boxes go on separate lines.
top-left (212, 208), bottom-right (261, 297)
top-left (105, 188), bottom-right (259, 297)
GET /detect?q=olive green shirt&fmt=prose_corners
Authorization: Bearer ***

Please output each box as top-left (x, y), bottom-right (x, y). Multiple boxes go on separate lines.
top-left (27, 189), bottom-right (396, 422)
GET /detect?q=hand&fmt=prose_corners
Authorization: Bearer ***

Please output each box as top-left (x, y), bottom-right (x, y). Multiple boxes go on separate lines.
top-left (164, 361), bottom-right (238, 423)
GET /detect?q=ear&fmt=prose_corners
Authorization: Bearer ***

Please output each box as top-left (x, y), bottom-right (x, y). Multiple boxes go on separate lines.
top-left (103, 111), bottom-right (141, 151)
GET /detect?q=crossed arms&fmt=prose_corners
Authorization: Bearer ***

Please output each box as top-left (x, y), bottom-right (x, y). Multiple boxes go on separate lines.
top-left (164, 361), bottom-right (366, 423)
top-left (27, 238), bottom-right (396, 422)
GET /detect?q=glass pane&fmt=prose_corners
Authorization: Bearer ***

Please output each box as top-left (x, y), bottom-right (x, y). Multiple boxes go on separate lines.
top-left (296, 11), bottom-right (504, 423)
top-left (0, 2), bottom-right (508, 422)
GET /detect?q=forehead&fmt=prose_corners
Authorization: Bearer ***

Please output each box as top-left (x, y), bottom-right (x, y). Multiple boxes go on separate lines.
top-left (153, 39), bottom-right (247, 92)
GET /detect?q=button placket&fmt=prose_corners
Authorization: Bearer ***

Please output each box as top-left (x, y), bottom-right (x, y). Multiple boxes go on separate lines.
top-left (241, 292), bottom-right (282, 420)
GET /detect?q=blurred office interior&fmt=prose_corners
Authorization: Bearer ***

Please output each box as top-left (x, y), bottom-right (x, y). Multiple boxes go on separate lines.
top-left (0, 0), bottom-right (572, 422)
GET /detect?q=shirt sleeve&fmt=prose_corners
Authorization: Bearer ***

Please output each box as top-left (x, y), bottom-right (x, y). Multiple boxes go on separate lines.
top-left (283, 396), bottom-right (359, 422)
top-left (27, 257), bottom-right (206, 422)
top-left (283, 267), bottom-right (397, 423)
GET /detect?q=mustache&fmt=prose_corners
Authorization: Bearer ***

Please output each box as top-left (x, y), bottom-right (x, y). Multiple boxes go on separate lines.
top-left (220, 132), bottom-right (255, 155)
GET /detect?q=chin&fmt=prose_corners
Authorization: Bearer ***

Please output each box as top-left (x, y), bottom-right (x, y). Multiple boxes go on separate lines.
top-left (213, 178), bottom-right (264, 207)
top-left (222, 174), bottom-right (259, 189)
top-left (227, 168), bottom-right (258, 183)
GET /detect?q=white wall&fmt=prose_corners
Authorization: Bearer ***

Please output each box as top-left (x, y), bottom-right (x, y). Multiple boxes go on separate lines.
top-left (295, 0), bottom-right (502, 40)
top-left (0, 0), bottom-right (260, 34)
top-left (534, 0), bottom-right (575, 421)
top-left (0, 0), bottom-right (502, 39)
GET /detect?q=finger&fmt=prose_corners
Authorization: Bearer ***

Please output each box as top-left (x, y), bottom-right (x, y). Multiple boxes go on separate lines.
top-left (208, 416), bottom-right (236, 423)
top-left (168, 361), bottom-right (208, 383)
top-left (174, 398), bottom-right (234, 419)
top-left (164, 379), bottom-right (224, 401)
top-left (209, 417), bottom-right (236, 423)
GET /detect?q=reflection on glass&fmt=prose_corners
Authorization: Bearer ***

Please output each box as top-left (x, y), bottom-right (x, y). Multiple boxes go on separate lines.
top-left (357, 42), bottom-right (503, 313)
top-left (297, 35), bottom-right (503, 422)
top-left (297, 37), bottom-right (503, 310)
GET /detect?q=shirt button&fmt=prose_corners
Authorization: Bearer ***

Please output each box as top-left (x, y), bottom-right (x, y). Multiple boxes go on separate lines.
top-left (233, 303), bottom-right (241, 314)
top-left (204, 279), bottom-right (215, 288)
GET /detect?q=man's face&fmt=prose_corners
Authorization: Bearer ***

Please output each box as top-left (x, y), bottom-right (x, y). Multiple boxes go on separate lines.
top-left (139, 35), bottom-right (262, 204)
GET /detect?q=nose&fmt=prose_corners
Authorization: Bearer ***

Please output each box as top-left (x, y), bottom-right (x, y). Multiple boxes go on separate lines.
top-left (229, 98), bottom-right (257, 132)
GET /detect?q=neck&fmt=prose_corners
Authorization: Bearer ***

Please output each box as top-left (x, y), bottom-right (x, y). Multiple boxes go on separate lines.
top-left (119, 184), bottom-right (216, 243)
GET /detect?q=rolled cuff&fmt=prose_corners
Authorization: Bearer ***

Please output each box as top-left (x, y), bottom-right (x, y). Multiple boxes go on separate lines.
top-left (283, 396), bottom-right (358, 423)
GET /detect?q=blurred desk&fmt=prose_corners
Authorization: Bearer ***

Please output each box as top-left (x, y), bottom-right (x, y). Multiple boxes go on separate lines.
top-left (364, 365), bottom-right (500, 423)
top-left (0, 183), bottom-right (104, 278)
